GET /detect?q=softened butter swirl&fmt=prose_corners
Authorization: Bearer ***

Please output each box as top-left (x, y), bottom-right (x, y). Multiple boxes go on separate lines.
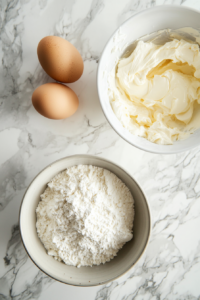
top-left (109, 39), bottom-right (200, 144)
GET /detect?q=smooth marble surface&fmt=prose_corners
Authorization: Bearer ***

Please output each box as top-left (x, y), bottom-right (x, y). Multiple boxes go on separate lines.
top-left (1, 0), bottom-right (200, 299)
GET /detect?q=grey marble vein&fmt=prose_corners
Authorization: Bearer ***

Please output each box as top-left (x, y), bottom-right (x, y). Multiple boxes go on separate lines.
top-left (0, 225), bottom-right (53, 300)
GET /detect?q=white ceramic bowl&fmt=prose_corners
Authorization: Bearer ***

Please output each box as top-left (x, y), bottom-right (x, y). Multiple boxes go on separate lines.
top-left (97, 5), bottom-right (200, 154)
top-left (19, 155), bottom-right (151, 286)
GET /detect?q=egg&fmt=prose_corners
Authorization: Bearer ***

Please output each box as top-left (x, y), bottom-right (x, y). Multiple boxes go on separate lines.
top-left (37, 36), bottom-right (84, 83)
top-left (32, 83), bottom-right (79, 119)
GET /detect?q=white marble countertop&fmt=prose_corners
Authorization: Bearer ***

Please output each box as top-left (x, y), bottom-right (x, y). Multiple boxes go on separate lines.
top-left (1, 0), bottom-right (200, 299)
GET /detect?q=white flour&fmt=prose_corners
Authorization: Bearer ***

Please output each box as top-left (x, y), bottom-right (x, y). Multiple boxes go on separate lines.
top-left (36, 165), bottom-right (134, 267)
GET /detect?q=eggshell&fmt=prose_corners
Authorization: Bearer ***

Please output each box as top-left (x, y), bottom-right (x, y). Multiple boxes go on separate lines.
top-left (37, 36), bottom-right (84, 83)
top-left (32, 83), bottom-right (79, 120)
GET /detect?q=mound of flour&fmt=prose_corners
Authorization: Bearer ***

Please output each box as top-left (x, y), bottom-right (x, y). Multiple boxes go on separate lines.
top-left (36, 165), bottom-right (134, 267)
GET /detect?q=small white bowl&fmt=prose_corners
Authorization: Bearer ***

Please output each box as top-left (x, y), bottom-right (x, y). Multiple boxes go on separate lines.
top-left (19, 155), bottom-right (151, 286)
top-left (97, 5), bottom-right (200, 154)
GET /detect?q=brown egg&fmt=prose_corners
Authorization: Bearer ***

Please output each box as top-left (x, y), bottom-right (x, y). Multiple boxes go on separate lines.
top-left (32, 83), bottom-right (79, 119)
top-left (37, 36), bottom-right (84, 83)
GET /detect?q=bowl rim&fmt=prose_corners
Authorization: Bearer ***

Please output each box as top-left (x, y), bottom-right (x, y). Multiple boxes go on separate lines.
top-left (19, 154), bottom-right (151, 287)
top-left (97, 5), bottom-right (200, 155)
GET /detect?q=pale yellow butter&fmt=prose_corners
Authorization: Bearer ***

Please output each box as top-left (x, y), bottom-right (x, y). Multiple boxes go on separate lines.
top-left (109, 39), bottom-right (200, 145)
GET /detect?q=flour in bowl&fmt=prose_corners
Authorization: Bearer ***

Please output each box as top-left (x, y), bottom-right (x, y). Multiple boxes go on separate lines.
top-left (36, 165), bottom-right (134, 267)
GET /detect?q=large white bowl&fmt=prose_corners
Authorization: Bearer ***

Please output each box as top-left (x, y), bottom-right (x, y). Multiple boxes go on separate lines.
top-left (97, 5), bottom-right (200, 154)
top-left (19, 155), bottom-right (151, 286)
